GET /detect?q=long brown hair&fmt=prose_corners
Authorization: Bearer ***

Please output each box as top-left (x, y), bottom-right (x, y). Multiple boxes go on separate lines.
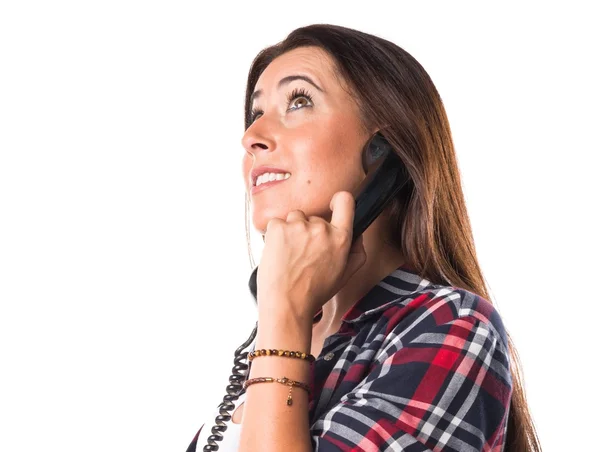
top-left (242, 24), bottom-right (541, 452)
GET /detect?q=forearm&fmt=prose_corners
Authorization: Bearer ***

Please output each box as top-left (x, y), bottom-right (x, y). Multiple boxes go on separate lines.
top-left (238, 305), bottom-right (314, 452)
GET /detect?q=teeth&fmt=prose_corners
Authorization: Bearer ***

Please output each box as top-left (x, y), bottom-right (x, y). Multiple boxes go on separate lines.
top-left (256, 172), bottom-right (290, 187)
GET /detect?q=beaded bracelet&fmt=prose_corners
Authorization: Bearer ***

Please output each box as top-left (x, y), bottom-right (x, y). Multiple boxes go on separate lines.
top-left (248, 348), bottom-right (316, 363)
top-left (243, 376), bottom-right (310, 406)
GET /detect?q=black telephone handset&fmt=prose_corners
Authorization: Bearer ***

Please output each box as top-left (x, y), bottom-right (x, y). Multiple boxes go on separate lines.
top-left (247, 132), bottom-right (410, 302)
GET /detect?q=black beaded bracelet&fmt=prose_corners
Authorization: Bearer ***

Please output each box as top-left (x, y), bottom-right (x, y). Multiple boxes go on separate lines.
top-left (248, 348), bottom-right (316, 363)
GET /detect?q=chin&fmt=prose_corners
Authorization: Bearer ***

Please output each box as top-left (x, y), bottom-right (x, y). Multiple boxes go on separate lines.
top-left (251, 209), bottom-right (283, 235)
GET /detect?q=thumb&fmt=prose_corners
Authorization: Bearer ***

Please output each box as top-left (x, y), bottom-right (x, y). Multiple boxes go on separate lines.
top-left (329, 191), bottom-right (354, 233)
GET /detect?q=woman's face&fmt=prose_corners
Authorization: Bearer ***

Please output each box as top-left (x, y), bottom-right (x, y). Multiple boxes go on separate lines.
top-left (241, 46), bottom-right (372, 234)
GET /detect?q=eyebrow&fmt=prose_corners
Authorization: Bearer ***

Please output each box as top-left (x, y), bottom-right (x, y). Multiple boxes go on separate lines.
top-left (250, 75), bottom-right (324, 105)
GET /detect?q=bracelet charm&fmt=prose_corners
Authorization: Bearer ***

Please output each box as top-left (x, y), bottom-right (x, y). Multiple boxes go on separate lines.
top-left (243, 376), bottom-right (311, 406)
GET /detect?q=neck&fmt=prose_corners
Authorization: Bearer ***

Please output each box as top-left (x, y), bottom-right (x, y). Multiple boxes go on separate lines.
top-left (314, 214), bottom-right (405, 337)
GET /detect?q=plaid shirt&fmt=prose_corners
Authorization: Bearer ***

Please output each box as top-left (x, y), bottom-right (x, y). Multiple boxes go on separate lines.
top-left (188, 264), bottom-right (511, 451)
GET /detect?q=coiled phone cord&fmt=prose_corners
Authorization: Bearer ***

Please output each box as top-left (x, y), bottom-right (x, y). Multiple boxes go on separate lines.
top-left (202, 323), bottom-right (258, 452)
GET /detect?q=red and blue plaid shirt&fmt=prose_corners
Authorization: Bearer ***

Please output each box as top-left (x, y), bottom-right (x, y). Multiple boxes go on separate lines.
top-left (189, 263), bottom-right (512, 451)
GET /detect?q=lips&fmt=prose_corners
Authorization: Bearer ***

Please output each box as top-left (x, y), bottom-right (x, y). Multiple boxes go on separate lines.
top-left (251, 176), bottom-right (289, 195)
top-left (250, 165), bottom-right (290, 187)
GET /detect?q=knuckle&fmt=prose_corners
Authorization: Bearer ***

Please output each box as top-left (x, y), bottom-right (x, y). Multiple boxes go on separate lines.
top-left (312, 221), bottom-right (328, 235)
top-left (266, 218), bottom-right (284, 232)
top-left (338, 229), bottom-right (352, 245)
top-left (286, 209), bottom-right (306, 222)
top-left (293, 222), bottom-right (307, 234)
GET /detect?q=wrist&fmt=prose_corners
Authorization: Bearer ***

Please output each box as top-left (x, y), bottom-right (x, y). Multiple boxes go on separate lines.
top-left (256, 300), bottom-right (313, 352)
top-left (258, 294), bottom-right (315, 331)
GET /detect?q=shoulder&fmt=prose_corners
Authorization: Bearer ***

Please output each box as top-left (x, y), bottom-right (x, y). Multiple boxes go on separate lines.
top-left (376, 284), bottom-right (509, 353)
top-left (440, 286), bottom-right (508, 351)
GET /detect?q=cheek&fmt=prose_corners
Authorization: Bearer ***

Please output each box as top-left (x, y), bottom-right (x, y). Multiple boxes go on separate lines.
top-left (300, 118), bottom-right (364, 178)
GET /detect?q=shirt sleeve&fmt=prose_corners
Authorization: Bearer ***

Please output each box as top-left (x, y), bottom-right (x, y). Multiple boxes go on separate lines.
top-left (311, 316), bottom-right (512, 451)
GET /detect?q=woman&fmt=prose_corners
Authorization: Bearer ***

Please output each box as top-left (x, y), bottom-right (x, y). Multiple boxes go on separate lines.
top-left (188, 24), bottom-right (541, 452)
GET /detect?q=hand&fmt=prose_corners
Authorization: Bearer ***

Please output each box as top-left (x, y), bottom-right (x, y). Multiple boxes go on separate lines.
top-left (257, 191), bottom-right (367, 323)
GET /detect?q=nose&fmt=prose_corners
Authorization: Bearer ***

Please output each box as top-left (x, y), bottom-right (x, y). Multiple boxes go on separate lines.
top-left (241, 118), bottom-right (277, 158)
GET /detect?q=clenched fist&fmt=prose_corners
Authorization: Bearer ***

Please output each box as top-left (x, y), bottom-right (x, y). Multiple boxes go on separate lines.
top-left (256, 191), bottom-right (367, 324)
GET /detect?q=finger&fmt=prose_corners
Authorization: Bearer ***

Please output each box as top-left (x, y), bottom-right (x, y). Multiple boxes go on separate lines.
top-left (264, 217), bottom-right (284, 237)
top-left (329, 191), bottom-right (355, 235)
top-left (286, 209), bottom-right (307, 222)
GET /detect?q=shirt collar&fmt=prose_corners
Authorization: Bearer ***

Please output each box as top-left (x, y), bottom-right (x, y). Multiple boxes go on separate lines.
top-left (335, 263), bottom-right (434, 325)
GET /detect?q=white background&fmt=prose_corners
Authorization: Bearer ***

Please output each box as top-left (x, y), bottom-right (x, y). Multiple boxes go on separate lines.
top-left (1, 1), bottom-right (598, 451)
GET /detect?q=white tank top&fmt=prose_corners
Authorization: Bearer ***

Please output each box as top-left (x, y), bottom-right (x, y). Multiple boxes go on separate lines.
top-left (195, 391), bottom-right (246, 452)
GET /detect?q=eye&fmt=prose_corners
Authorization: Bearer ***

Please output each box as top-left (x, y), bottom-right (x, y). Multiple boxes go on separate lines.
top-left (249, 108), bottom-right (263, 124)
top-left (287, 88), bottom-right (314, 112)
top-left (248, 87), bottom-right (314, 125)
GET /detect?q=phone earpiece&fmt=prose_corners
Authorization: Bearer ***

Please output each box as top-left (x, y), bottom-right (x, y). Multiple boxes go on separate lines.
top-left (362, 132), bottom-right (392, 171)
top-left (351, 132), bottom-right (410, 245)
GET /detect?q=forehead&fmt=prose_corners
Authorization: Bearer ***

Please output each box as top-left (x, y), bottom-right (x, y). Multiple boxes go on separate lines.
top-left (254, 46), bottom-right (338, 90)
